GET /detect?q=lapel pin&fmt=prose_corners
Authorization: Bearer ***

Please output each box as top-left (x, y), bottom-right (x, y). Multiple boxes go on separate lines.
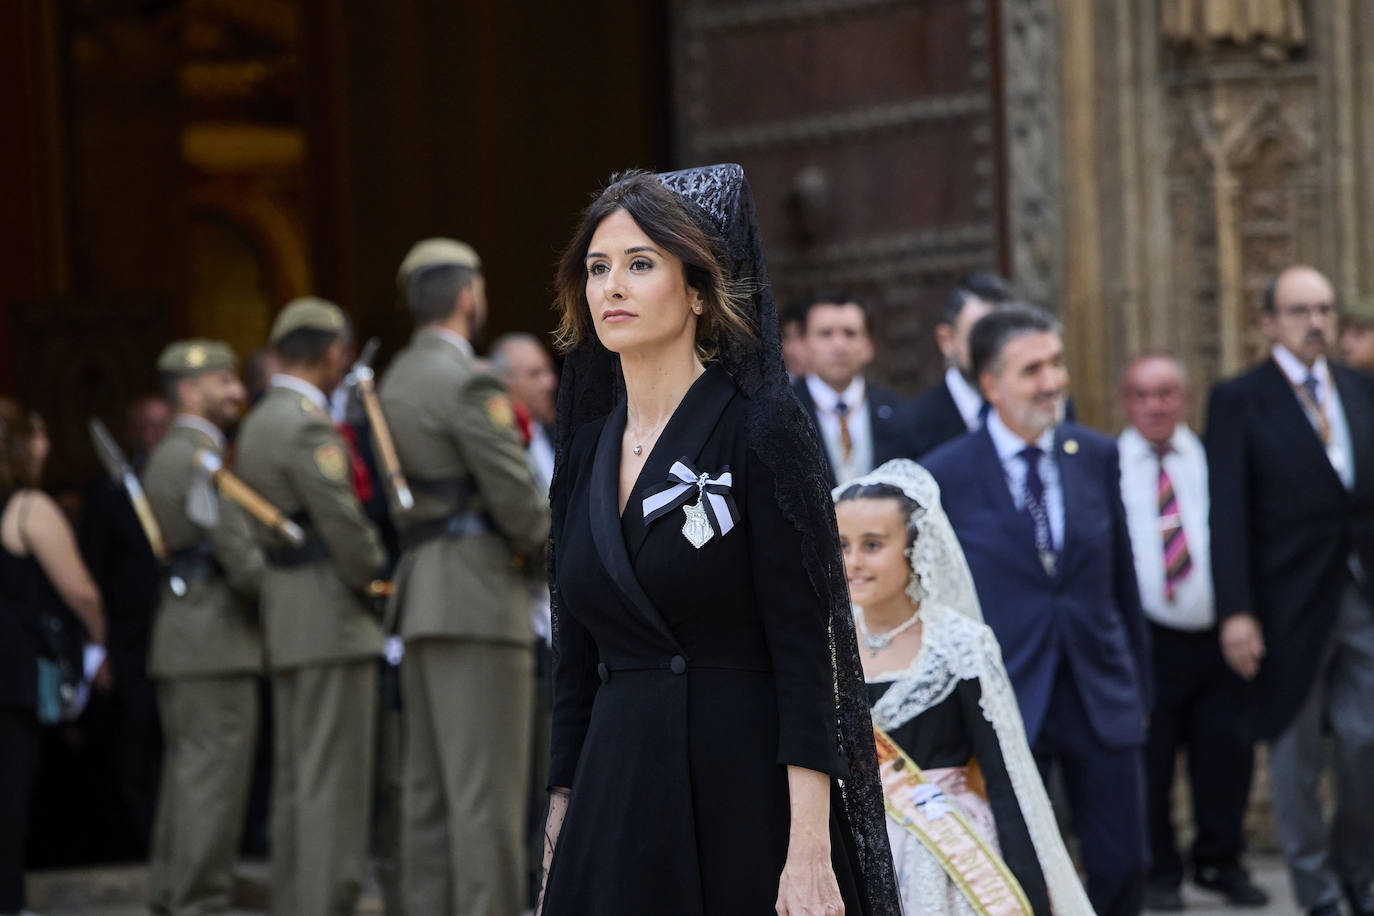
top-left (1062, 439), bottom-right (1079, 455)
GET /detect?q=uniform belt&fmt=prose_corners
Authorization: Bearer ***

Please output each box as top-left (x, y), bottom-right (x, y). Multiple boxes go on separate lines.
top-left (264, 511), bottom-right (330, 568)
top-left (167, 543), bottom-right (223, 585)
top-left (398, 510), bottom-right (494, 552)
top-left (406, 474), bottom-right (477, 505)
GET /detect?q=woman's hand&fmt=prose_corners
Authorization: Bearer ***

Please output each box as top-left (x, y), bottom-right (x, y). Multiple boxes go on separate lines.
top-left (776, 765), bottom-right (843, 915)
top-left (535, 786), bottom-right (570, 916)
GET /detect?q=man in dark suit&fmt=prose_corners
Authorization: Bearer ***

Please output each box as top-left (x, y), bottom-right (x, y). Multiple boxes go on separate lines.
top-left (790, 292), bottom-right (914, 486)
top-left (1206, 265), bottom-right (1374, 916)
top-left (922, 304), bottom-right (1152, 916)
top-left (908, 271), bottom-right (1013, 457)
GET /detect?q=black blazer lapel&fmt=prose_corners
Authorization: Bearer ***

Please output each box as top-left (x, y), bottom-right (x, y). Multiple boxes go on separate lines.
top-left (629, 365), bottom-right (740, 553)
top-left (589, 403), bottom-right (683, 650)
top-left (931, 383), bottom-right (966, 443)
top-left (1258, 361), bottom-right (1346, 495)
top-left (791, 378), bottom-right (837, 487)
top-left (1334, 365), bottom-right (1374, 498)
top-left (971, 427), bottom-right (1050, 581)
top-left (1053, 426), bottom-right (1081, 581)
top-left (868, 388), bottom-right (902, 465)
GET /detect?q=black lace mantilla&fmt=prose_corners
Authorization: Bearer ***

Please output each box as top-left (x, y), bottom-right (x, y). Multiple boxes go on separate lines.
top-left (548, 163), bottom-right (899, 914)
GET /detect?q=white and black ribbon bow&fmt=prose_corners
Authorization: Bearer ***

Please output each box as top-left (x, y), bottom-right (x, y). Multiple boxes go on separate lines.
top-left (642, 458), bottom-right (740, 537)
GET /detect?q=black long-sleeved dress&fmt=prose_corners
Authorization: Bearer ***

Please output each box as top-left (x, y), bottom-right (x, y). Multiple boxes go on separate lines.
top-left (543, 363), bottom-right (867, 914)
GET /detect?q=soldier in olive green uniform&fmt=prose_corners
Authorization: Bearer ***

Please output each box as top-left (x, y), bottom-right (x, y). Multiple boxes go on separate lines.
top-left (235, 299), bottom-right (387, 916)
top-left (380, 239), bottom-right (550, 915)
top-left (144, 340), bottom-right (265, 916)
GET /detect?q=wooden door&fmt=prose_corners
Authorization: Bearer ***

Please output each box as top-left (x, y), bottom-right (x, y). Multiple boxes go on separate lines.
top-left (672, 0), bottom-right (1007, 393)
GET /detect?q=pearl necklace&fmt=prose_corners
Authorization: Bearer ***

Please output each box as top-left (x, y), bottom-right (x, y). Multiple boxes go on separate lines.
top-left (855, 605), bottom-right (921, 657)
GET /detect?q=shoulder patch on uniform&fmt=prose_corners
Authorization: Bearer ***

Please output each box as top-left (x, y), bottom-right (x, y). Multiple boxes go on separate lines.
top-left (299, 396), bottom-right (324, 415)
top-left (485, 393), bottom-right (515, 430)
top-left (314, 443), bottom-right (347, 479)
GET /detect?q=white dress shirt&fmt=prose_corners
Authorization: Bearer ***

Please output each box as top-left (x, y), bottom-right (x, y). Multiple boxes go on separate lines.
top-left (1118, 425), bottom-right (1215, 631)
top-left (1271, 345), bottom-right (1355, 490)
top-left (528, 423), bottom-right (556, 497)
top-left (986, 411), bottom-right (1064, 550)
top-left (805, 374), bottom-right (874, 485)
top-left (945, 366), bottom-right (987, 432)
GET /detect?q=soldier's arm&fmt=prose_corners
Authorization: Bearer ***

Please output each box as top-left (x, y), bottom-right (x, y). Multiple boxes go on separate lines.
top-left (451, 372), bottom-right (550, 556)
top-left (206, 498), bottom-right (266, 598)
top-left (289, 419), bottom-right (387, 591)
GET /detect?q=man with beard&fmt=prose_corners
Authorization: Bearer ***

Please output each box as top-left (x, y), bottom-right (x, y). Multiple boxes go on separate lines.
top-left (908, 271), bottom-right (1013, 457)
top-left (1207, 265), bottom-right (1374, 916)
top-left (380, 240), bottom-right (549, 916)
top-left (142, 340), bottom-right (265, 915)
top-left (922, 304), bottom-right (1151, 916)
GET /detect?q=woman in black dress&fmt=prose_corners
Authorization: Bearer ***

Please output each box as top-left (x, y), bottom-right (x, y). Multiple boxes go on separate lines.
top-left (1, 401), bottom-right (108, 915)
top-left (537, 167), bottom-right (898, 915)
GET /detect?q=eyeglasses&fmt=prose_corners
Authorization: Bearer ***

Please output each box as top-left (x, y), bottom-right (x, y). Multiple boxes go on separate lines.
top-left (1279, 303), bottom-right (1336, 320)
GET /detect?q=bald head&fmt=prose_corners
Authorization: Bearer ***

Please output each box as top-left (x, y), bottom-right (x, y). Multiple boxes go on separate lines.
top-left (1120, 351), bottom-right (1188, 448)
top-left (1262, 265), bottom-right (1337, 367)
top-left (489, 334), bottom-right (558, 426)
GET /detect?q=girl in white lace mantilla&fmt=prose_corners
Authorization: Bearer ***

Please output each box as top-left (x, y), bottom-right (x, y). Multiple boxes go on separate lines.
top-left (835, 459), bottom-right (1095, 916)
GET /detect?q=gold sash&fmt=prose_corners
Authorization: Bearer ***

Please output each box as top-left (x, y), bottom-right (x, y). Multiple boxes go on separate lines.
top-left (874, 726), bottom-right (1032, 916)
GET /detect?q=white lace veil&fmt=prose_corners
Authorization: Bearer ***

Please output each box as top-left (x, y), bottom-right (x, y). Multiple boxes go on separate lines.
top-left (834, 459), bottom-right (1096, 916)
top-left (833, 459), bottom-right (983, 625)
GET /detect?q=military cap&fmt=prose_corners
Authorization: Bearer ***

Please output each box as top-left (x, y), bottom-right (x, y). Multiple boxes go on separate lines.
top-left (397, 238), bottom-right (482, 286)
top-left (1344, 295), bottom-right (1374, 326)
top-left (157, 339), bottom-right (238, 375)
top-left (269, 296), bottom-right (349, 345)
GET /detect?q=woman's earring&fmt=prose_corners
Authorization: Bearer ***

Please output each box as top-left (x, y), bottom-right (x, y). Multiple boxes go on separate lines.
top-left (693, 304), bottom-right (702, 314)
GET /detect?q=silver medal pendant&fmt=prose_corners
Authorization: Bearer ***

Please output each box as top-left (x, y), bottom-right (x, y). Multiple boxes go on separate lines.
top-left (681, 497), bottom-right (714, 549)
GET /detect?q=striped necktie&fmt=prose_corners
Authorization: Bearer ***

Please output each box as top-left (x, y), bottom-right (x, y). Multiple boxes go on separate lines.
top-left (1155, 444), bottom-right (1193, 601)
top-left (835, 400), bottom-right (853, 462)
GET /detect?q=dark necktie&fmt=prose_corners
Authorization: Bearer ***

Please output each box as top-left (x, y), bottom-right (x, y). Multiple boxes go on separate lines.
top-left (1296, 373), bottom-right (1331, 445)
top-left (1018, 446), bottom-right (1055, 573)
top-left (1154, 444), bottom-right (1193, 600)
top-left (835, 400), bottom-right (852, 462)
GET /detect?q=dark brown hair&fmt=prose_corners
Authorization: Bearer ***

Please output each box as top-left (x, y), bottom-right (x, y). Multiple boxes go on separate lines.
top-left (0, 397), bottom-right (39, 494)
top-left (553, 171), bottom-right (754, 360)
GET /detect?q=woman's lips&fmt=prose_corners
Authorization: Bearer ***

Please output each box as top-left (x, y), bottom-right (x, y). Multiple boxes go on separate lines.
top-left (601, 309), bottom-right (636, 323)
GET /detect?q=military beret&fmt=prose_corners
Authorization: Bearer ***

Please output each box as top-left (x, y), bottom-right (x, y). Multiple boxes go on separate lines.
top-left (157, 339), bottom-right (238, 375)
top-left (1344, 295), bottom-right (1374, 326)
top-left (397, 238), bottom-right (482, 286)
top-left (269, 296), bottom-right (349, 344)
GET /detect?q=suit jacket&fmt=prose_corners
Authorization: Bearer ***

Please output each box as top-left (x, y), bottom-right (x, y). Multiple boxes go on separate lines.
top-left (908, 380), bottom-right (970, 459)
top-left (378, 328), bottom-right (549, 643)
top-left (1205, 359), bottom-right (1374, 738)
top-left (922, 423), bottom-right (1152, 749)
top-left (236, 385), bottom-right (385, 670)
top-left (791, 376), bottom-right (916, 487)
top-left (143, 422), bottom-right (263, 678)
